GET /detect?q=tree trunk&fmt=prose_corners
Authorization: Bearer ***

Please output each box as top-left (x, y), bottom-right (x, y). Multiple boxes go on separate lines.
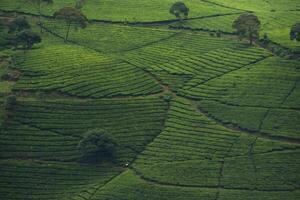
top-left (65, 22), bottom-right (71, 42)
top-left (248, 28), bottom-right (253, 45)
top-left (249, 33), bottom-right (253, 46)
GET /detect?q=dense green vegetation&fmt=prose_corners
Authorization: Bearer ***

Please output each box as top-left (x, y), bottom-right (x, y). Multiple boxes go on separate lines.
top-left (0, 0), bottom-right (238, 22)
top-left (0, 159), bottom-right (122, 199)
top-left (0, 0), bottom-right (299, 199)
top-left (1, 97), bottom-right (168, 162)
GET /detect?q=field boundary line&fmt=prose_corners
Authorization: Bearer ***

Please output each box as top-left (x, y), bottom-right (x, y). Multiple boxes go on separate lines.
top-left (130, 168), bottom-right (299, 192)
top-left (280, 80), bottom-right (298, 106)
top-left (183, 55), bottom-right (271, 90)
top-left (0, 9), bottom-right (243, 26)
top-left (86, 169), bottom-right (125, 200)
top-left (195, 104), bottom-right (300, 144)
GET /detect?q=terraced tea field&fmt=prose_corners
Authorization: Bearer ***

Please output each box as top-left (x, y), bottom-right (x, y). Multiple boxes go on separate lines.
top-left (0, 0), bottom-right (300, 199)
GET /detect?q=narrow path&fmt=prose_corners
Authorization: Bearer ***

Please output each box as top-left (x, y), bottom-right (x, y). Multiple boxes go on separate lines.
top-left (86, 170), bottom-right (126, 200)
top-left (11, 24), bottom-right (300, 146)
top-left (195, 103), bottom-right (300, 144)
top-left (258, 108), bottom-right (271, 131)
top-left (280, 80), bottom-right (298, 106)
top-left (124, 57), bottom-right (300, 145)
top-left (85, 91), bottom-right (172, 199)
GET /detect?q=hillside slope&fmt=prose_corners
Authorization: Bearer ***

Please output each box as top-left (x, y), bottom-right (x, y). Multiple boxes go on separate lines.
top-left (0, 1), bottom-right (300, 199)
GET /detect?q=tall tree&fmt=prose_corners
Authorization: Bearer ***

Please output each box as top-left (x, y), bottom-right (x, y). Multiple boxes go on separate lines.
top-left (290, 23), bottom-right (300, 42)
top-left (53, 7), bottom-right (88, 42)
top-left (8, 16), bottom-right (31, 34)
top-left (232, 13), bottom-right (261, 45)
top-left (15, 30), bottom-right (41, 50)
top-left (169, 2), bottom-right (189, 21)
top-left (78, 129), bottom-right (117, 163)
top-left (26, 0), bottom-right (53, 32)
top-left (6, 17), bottom-right (41, 50)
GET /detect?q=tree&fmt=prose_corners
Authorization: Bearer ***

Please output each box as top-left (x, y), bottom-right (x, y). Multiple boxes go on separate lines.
top-left (15, 30), bottom-right (41, 49)
top-left (232, 13), bottom-right (261, 45)
top-left (78, 129), bottom-right (117, 163)
top-left (169, 2), bottom-right (189, 21)
top-left (290, 23), bottom-right (300, 42)
top-left (8, 16), bottom-right (31, 34)
top-left (53, 7), bottom-right (88, 42)
top-left (4, 95), bottom-right (17, 110)
top-left (26, 0), bottom-right (54, 32)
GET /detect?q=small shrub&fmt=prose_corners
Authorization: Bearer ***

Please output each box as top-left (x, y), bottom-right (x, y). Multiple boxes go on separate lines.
top-left (5, 95), bottom-right (17, 110)
top-left (261, 33), bottom-right (270, 45)
top-left (161, 91), bottom-right (173, 102)
top-left (216, 30), bottom-right (221, 37)
top-left (78, 129), bottom-right (117, 163)
top-left (1, 71), bottom-right (20, 81)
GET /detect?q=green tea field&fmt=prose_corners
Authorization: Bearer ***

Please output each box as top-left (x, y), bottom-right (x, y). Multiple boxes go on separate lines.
top-left (0, 0), bottom-right (299, 199)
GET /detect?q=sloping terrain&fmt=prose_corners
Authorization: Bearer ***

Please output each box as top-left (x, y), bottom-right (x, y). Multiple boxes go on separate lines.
top-left (0, 0), bottom-right (300, 200)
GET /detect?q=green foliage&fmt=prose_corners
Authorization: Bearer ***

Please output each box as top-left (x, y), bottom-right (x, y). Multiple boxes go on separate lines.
top-left (27, 0), bottom-right (53, 6)
top-left (261, 33), bottom-right (270, 44)
top-left (290, 22), bottom-right (300, 41)
top-left (0, 159), bottom-right (122, 200)
top-left (190, 57), bottom-right (300, 139)
top-left (78, 129), bottom-right (117, 163)
top-left (132, 98), bottom-right (298, 192)
top-left (0, 2), bottom-right (300, 200)
top-left (8, 16), bottom-right (31, 34)
top-left (53, 6), bottom-right (87, 41)
top-left (15, 29), bottom-right (41, 49)
top-left (0, 0), bottom-right (237, 22)
top-left (92, 170), bottom-right (217, 200)
top-left (169, 2), bottom-right (189, 21)
top-left (4, 94), bottom-right (16, 110)
top-left (41, 19), bottom-right (175, 52)
top-left (161, 91), bottom-right (173, 102)
top-left (26, 0), bottom-right (54, 15)
top-left (6, 17), bottom-right (41, 49)
top-left (26, 0), bottom-right (53, 33)
top-left (233, 13), bottom-right (261, 45)
top-left (13, 44), bottom-right (163, 97)
top-left (1, 97), bottom-right (168, 162)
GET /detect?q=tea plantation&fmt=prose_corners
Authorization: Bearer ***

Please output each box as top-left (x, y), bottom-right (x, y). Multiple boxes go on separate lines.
top-left (0, 0), bottom-right (299, 199)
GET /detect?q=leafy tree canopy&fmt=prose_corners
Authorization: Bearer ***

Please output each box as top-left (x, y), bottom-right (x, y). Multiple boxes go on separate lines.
top-left (232, 13), bottom-right (261, 45)
top-left (15, 30), bottom-right (41, 49)
top-left (54, 7), bottom-right (87, 28)
top-left (4, 95), bottom-right (17, 110)
top-left (8, 16), bottom-right (31, 34)
top-left (78, 129), bottom-right (117, 163)
top-left (169, 2), bottom-right (189, 20)
top-left (290, 22), bottom-right (300, 41)
top-left (53, 7), bottom-right (88, 41)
